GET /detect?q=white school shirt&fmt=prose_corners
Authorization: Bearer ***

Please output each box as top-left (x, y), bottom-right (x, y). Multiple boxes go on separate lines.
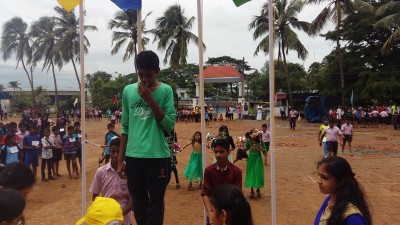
top-left (289, 110), bottom-right (298, 118)
top-left (341, 124), bottom-right (353, 135)
top-left (322, 126), bottom-right (342, 142)
top-left (262, 131), bottom-right (270, 142)
top-left (379, 111), bottom-right (388, 117)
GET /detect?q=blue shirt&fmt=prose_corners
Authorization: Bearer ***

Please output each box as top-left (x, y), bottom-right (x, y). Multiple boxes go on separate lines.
top-left (1, 145), bottom-right (20, 164)
top-left (104, 131), bottom-right (118, 155)
top-left (23, 134), bottom-right (41, 156)
top-left (314, 195), bottom-right (367, 225)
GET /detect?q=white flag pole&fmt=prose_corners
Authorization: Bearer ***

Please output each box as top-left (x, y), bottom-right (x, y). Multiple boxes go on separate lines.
top-left (196, 0), bottom-right (206, 224)
top-left (137, 9), bottom-right (142, 53)
top-left (79, 0), bottom-right (87, 216)
top-left (268, 0), bottom-right (276, 223)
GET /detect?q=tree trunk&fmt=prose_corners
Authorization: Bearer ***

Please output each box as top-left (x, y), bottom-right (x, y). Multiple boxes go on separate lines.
top-left (21, 57), bottom-right (35, 105)
top-left (281, 43), bottom-right (293, 107)
top-left (51, 61), bottom-right (59, 111)
top-left (70, 53), bottom-right (81, 91)
top-left (336, 0), bottom-right (345, 105)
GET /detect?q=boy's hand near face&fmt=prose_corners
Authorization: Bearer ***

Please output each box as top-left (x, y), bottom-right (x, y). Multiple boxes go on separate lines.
top-left (138, 82), bottom-right (153, 102)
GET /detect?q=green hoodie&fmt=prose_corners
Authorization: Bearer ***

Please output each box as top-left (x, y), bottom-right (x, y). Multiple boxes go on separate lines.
top-left (121, 82), bottom-right (176, 158)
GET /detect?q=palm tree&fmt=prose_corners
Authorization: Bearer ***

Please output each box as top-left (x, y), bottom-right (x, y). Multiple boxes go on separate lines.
top-left (108, 10), bottom-right (151, 65)
top-left (1, 17), bottom-right (35, 100)
top-left (249, 0), bottom-right (310, 105)
top-left (54, 6), bottom-right (98, 91)
top-left (8, 81), bottom-right (21, 97)
top-left (30, 16), bottom-right (63, 111)
top-left (374, 2), bottom-right (400, 55)
top-left (308, 0), bottom-right (373, 104)
top-left (151, 4), bottom-right (205, 69)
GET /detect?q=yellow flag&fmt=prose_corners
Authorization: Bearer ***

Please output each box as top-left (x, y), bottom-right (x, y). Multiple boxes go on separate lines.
top-left (57, 0), bottom-right (81, 12)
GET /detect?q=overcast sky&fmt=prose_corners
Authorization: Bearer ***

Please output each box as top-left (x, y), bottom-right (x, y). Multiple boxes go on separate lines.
top-left (0, 0), bottom-right (334, 89)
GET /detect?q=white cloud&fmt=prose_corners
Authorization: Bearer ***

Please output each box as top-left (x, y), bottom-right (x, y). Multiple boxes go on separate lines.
top-left (0, 0), bottom-right (334, 88)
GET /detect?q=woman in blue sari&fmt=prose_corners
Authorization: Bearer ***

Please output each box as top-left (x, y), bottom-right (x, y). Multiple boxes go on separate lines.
top-left (314, 156), bottom-right (372, 225)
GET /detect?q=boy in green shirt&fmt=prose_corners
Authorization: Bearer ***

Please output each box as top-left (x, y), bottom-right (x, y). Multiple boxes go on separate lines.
top-left (117, 50), bottom-right (175, 225)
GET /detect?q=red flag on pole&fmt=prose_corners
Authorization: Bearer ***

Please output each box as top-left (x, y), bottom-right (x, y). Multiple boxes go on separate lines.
top-left (111, 95), bottom-right (118, 104)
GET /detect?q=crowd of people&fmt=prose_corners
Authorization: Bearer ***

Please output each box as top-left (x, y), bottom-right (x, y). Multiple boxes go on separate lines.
top-left (0, 50), bottom-right (374, 225)
top-left (328, 104), bottom-right (400, 130)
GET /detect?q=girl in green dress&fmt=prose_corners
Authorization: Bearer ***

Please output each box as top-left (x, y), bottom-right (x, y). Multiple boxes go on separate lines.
top-left (245, 129), bottom-right (266, 199)
top-left (182, 131), bottom-right (203, 190)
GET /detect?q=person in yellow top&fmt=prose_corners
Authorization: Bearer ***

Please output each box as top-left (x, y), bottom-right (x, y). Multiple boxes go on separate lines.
top-left (209, 105), bottom-right (214, 121)
top-left (318, 117), bottom-right (329, 158)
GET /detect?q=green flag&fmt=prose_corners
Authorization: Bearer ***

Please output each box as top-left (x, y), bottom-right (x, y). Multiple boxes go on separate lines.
top-left (233, 0), bottom-right (251, 7)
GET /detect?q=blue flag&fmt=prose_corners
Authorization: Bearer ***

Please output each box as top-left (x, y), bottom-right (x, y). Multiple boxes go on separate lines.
top-left (111, 0), bottom-right (142, 11)
top-left (350, 90), bottom-right (354, 105)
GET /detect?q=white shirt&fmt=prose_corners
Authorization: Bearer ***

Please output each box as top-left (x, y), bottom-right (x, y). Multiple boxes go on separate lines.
top-left (41, 136), bottom-right (54, 159)
top-left (341, 124), bottom-right (353, 135)
top-left (289, 110), bottom-right (298, 118)
top-left (322, 126), bottom-right (342, 142)
top-left (379, 111), bottom-right (388, 117)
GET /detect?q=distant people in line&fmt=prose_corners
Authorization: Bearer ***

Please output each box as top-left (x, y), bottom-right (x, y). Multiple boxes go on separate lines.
top-left (314, 156), bottom-right (372, 225)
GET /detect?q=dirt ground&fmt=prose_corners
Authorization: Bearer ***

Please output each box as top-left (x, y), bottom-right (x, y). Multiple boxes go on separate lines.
top-left (18, 117), bottom-right (400, 225)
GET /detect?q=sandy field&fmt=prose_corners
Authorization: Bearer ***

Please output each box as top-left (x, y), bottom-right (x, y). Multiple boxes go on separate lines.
top-left (16, 117), bottom-right (399, 225)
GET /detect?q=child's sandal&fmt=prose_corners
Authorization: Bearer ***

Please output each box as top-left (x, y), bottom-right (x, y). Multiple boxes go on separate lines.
top-left (187, 184), bottom-right (192, 190)
top-left (249, 192), bottom-right (255, 199)
top-left (41, 178), bottom-right (49, 182)
top-left (176, 184), bottom-right (181, 189)
top-left (256, 191), bottom-right (261, 198)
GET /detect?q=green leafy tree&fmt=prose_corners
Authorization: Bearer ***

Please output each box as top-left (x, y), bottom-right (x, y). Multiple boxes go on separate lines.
top-left (1, 17), bottom-right (34, 100)
top-left (249, 0), bottom-right (310, 105)
top-left (7, 81), bottom-right (21, 92)
top-left (374, 1), bottom-right (400, 55)
top-left (54, 6), bottom-right (98, 91)
top-left (152, 4), bottom-right (205, 69)
top-left (316, 12), bottom-right (400, 104)
top-left (8, 81), bottom-right (21, 99)
top-left (30, 16), bottom-right (63, 111)
top-left (109, 10), bottom-right (151, 65)
top-left (308, 0), bottom-right (373, 104)
top-left (0, 84), bottom-right (5, 92)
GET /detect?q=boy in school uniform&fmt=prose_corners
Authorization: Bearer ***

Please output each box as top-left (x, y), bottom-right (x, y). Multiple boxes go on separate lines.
top-left (261, 124), bottom-right (270, 165)
top-left (319, 119), bottom-right (343, 157)
top-left (73, 122), bottom-right (84, 173)
top-left (103, 123), bottom-right (120, 165)
top-left (62, 125), bottom-right (79, 179)
top-left (202, 138), bottom-right (242, 225)
top-left (51, 126), bottom-right (63, 176)
top-left (23, 125), bottom-right (41, 178)
top-left (90, 137), bottom-right (132, 225)
top-left (41, 128), bottom-right (55, 182)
